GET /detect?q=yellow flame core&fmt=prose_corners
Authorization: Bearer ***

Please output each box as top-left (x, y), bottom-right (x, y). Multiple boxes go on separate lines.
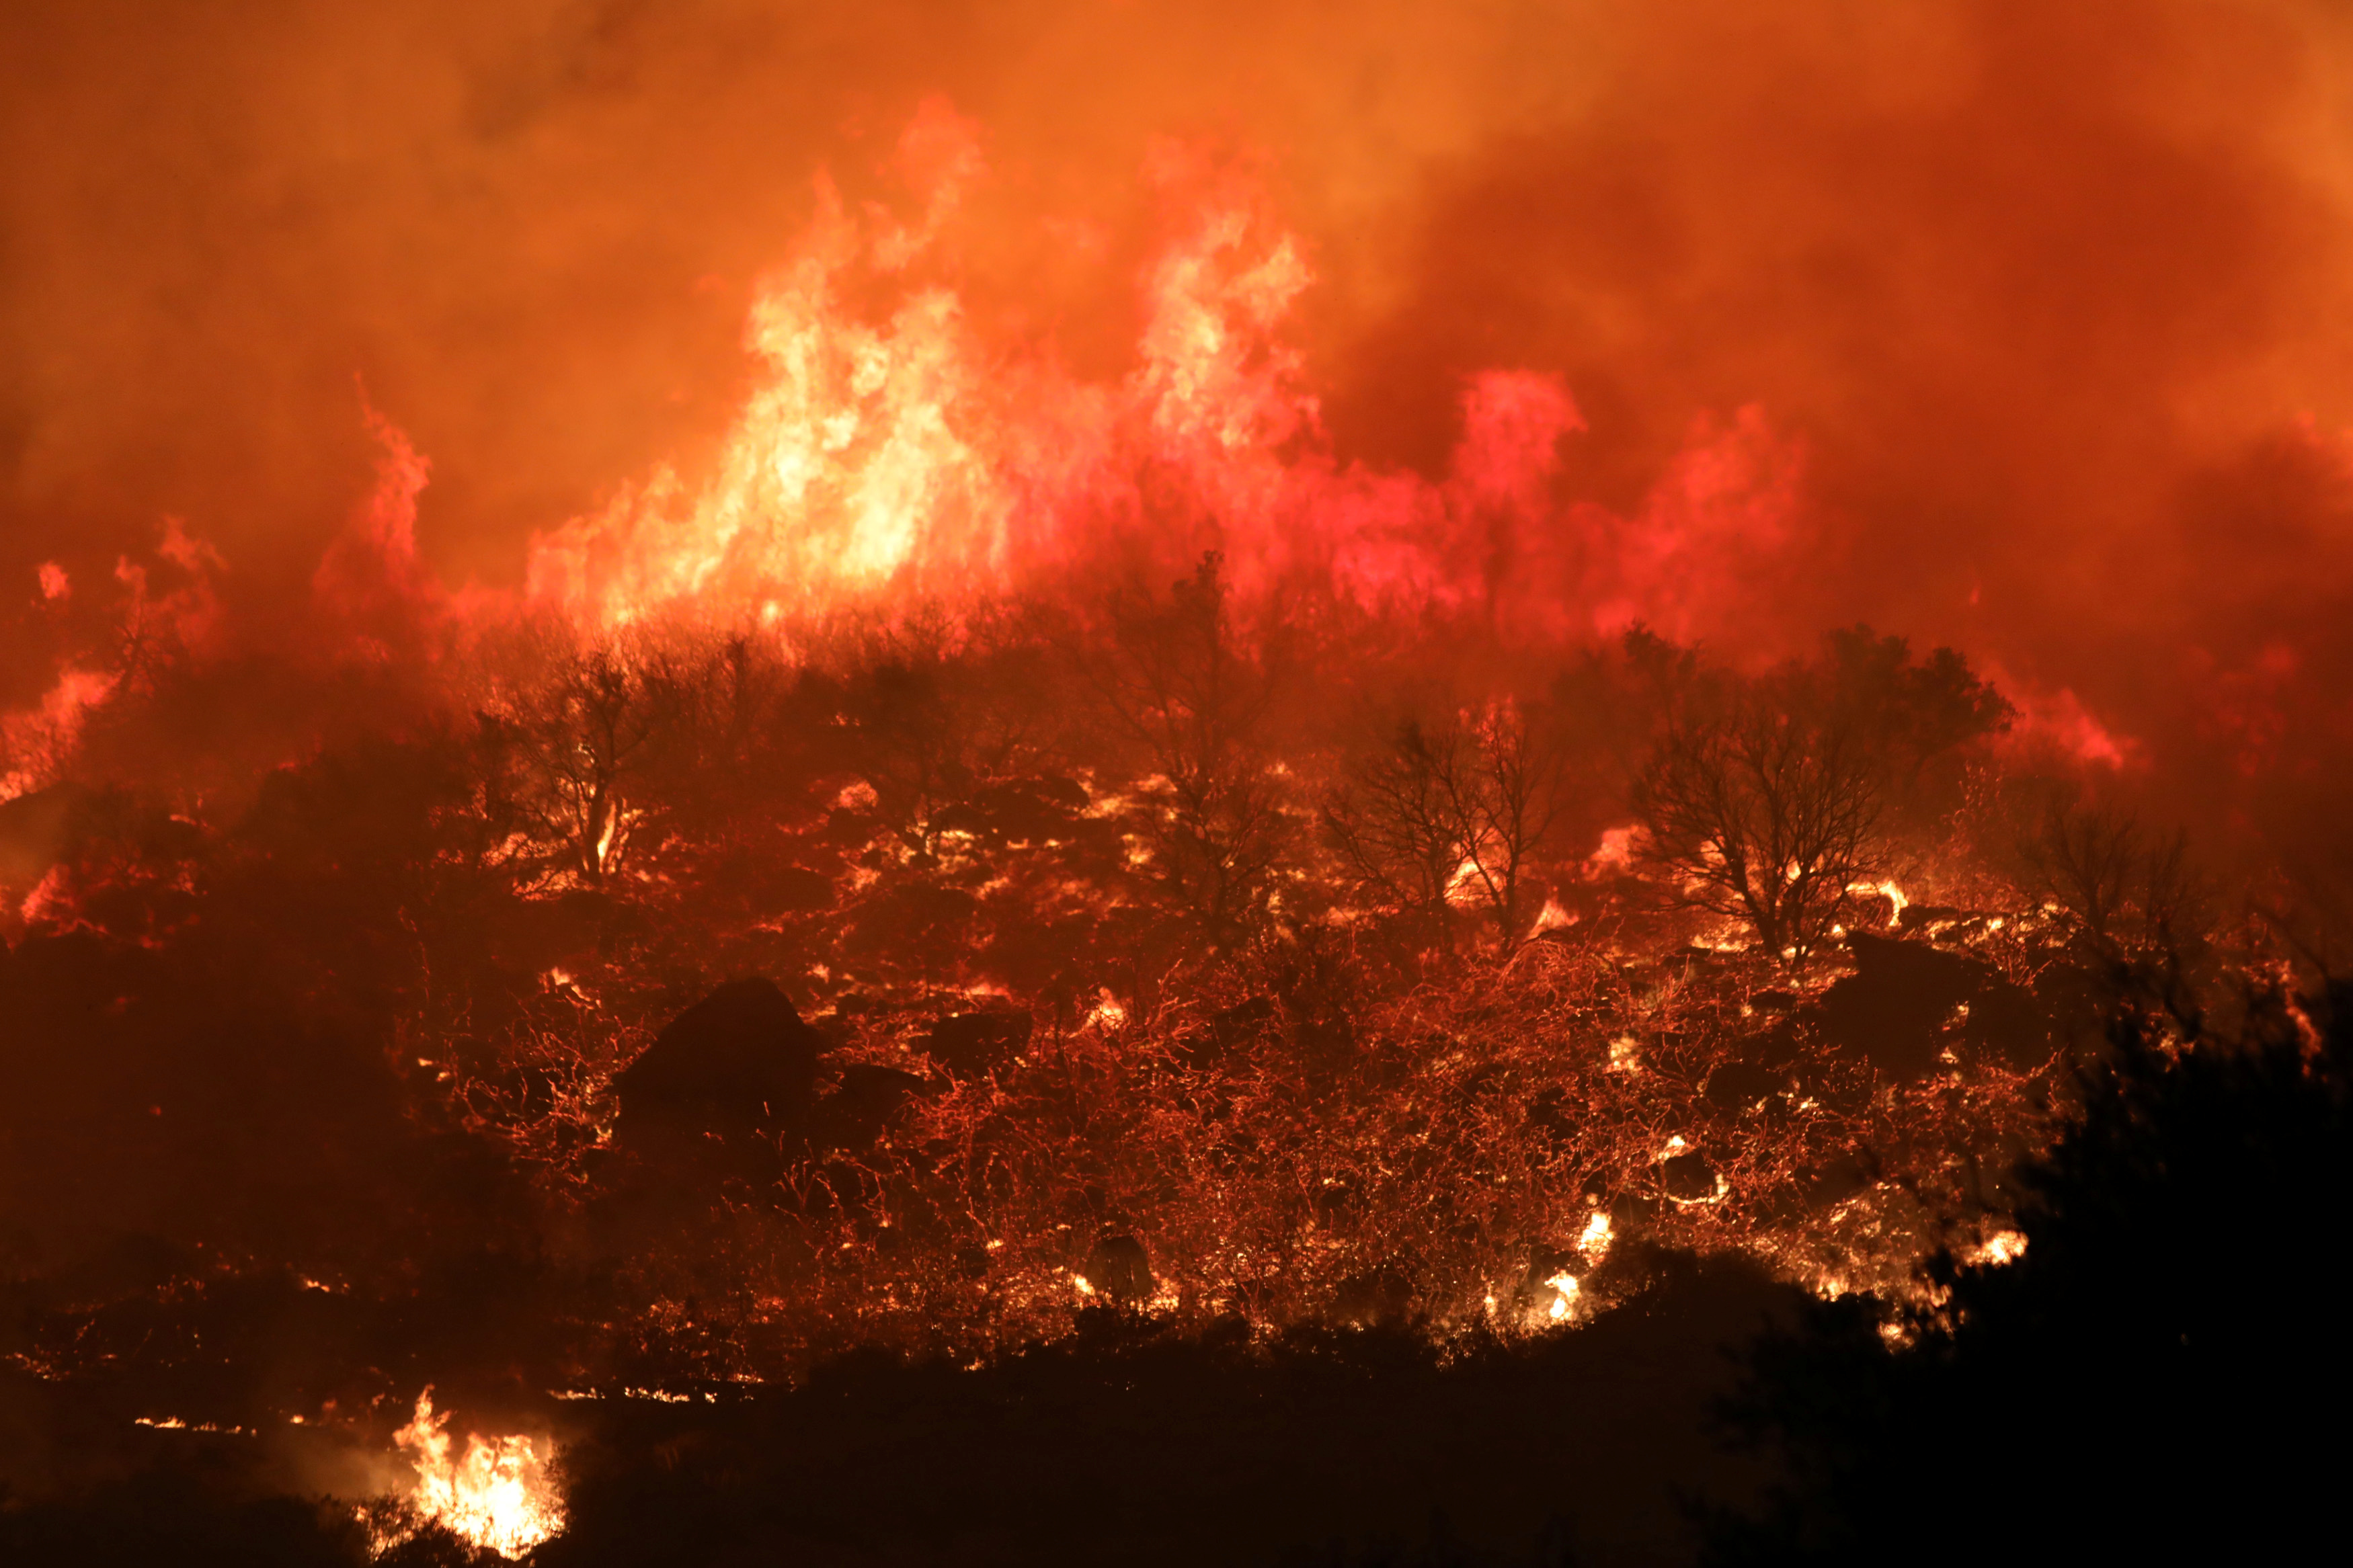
top-left (388, 1391), bottom-right (563, 1559)
top-left (1976, 1229), bottom-right (2028, 1266)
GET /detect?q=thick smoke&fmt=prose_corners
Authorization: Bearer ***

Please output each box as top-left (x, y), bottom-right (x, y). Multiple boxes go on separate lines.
top-left (7, 0), bottom-right (2353, 886)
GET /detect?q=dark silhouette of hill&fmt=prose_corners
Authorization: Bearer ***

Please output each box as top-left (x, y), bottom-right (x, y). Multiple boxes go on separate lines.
top-left (0, 1249), bottom-right (1801, 1568)
top-left (1702, 981), bottom-right (2353, 1565)
top-left (13, 971), bottom-right (2346, 1565)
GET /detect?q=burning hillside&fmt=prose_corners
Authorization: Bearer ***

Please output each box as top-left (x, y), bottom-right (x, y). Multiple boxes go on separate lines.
top-left (5, 4), bottom-right (2353, 1562)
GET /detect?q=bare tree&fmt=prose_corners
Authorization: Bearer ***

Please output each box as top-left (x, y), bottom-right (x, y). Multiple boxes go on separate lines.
top-left (2018, 792), bottom-right (2213, 1019)
top-left (1448, 699), bottom-right (1568, 948)
top-left (1322, 716), bottom-right (1466, 948)
top-left (1632, 685), bottom-right (1881, 968)
top-left (497, 638), bottom-right (692, 887)
top-left (1081, 552), bottom-right (1287, 941)
top-left (1324, 698), bottom-right (1568, 953)
top-left (2019, 795), bottom-right (2142, 944)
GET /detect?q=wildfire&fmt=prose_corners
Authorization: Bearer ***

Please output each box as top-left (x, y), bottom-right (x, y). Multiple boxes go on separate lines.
top-left (379, 1391), bottom-right (564, 1560)
top-left (0, 665), bottom-right (117, 802)
top-left (508, 102), bottom-right (1796, 641)
top-left (0, 89), bottom-right (2167, 1493)
top-left (1847, 878), bottom-right (1908, 927)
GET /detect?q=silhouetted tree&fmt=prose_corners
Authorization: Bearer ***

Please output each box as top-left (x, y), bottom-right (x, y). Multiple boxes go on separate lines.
top-left (1458, 699), bottom-right (1572, 948)
top-left (495, 638), bottom-right (693, 887)
top-left (1324, 715), bottom-right (1465, 948)
top-left (2022, 792), bottom-right (2142, 941)
top-left (1814, 626), bottom-right (2010, 832)
top-left (1325, 698), bottom-right (1568, 952)
top-left (1082, 552), bottom-right (1288, 941)
top-left (2016, 789), bottom-right (2216, 1022)
top-left (1634, 634), bottom-right (2006, 966)
top-left (1632, 679), bottom-right (1880, 968)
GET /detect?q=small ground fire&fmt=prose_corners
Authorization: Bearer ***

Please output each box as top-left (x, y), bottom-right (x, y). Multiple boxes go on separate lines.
top-left (381, 1393), bottom-right (563, 1559)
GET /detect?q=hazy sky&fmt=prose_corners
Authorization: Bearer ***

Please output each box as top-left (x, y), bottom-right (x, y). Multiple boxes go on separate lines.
top-left (9, 0), bottom-right (2353, 762)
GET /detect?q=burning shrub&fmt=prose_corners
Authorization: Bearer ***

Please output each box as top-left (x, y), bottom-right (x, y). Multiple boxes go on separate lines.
top-left (1632, 632), bottom-right (2010, 966)
top-left (1324, 695), bottom-right (1574, 955)
top-left (0, 587), bottom-right (2240, 1540)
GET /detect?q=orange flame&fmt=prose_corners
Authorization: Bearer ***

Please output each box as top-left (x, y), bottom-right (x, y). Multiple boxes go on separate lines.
top-left (385, 1390), bottom-right (563, 1559)
top-left (520, 104), bottom-right (1792, 642)
top-left (1, 666), bottom-right (118, 802)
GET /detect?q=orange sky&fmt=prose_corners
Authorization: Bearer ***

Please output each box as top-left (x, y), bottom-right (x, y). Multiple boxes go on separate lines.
top-left (9, 0), bottom-right (2353, 786)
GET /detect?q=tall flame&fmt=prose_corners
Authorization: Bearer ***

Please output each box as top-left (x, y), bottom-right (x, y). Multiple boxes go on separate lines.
top-left (518, 104), bottom-right (1801, 643)
top-left (386, 1390), bottom-right (563, 1559)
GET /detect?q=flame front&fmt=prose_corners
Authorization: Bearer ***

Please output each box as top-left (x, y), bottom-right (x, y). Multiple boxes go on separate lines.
top-left (383, 1391), bottom-right (563, 1560)
top-left (511, 106), bottom-right (1781, 641)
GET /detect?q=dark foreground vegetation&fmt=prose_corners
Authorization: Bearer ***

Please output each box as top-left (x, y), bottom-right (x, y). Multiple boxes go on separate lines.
top-left (0, 1245), bottom-right (1796, 1568)
top-left (1702, 979), bottom-right (2353, 1566)
top-left (5, 977), bottom-right (2344, 1565)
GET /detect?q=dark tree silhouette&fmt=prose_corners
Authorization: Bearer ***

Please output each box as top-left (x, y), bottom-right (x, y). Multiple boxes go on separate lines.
top-left (1704, 983), bottom-right (2353, 1565)
top-left (1633, 632), bottom-right (2006, 967)
top-left (1082, 552), bottom-right (1289, 942)
top-left (1814, 626), bottom-right (2010, 832)
top-left (494, 636), bottom-right (696, 888)
top-left (1324, 714), bottom-right (1466, 948)
top-left (1324, 700), bottom-right (1568, 953)
top-left (2020, 791), bottom-right (2211, 960)
top-left (1632, 680), bottom-right (1881, 968)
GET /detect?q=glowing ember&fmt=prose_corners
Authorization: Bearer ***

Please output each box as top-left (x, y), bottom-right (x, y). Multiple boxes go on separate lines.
top-left (1847, 878), bottom-right (1909, 927)
top-left (381, 1391), bottom-right (563, 1559)
top-left (1974, 1230), bottom-right (2028, 1266)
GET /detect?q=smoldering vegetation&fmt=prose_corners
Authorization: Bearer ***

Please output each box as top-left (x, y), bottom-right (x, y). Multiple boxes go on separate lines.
top-left (0, 549), bottom-right (2302, 1559)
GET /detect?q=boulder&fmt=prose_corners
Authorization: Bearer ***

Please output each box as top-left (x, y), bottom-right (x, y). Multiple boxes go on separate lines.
top-left (613, 979), bottom-right (823, 1155)
top-left (922, 1009), bottom-right (1032, 1075)
top-left (1081, 1234), bottom-right (1154, 1305)
top-left (813, 1063), bottom-right (932, 1153)
top-left (1812, 932), bottom-right (2048, 1081)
